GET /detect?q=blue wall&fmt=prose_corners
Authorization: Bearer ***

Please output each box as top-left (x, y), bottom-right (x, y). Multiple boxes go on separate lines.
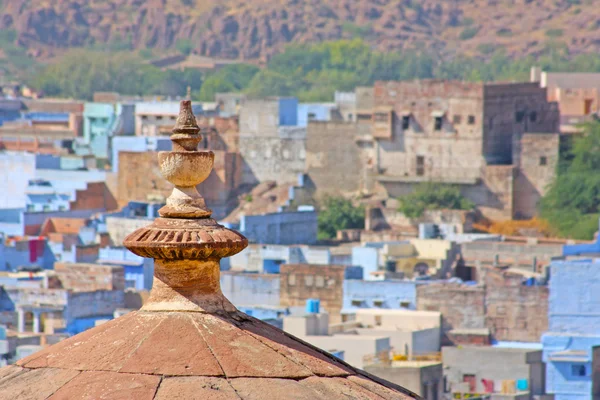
top-left (66, 315), bottom-right (114, 335)
top-left (351, 247), bottom-right (379, 280)
top-left (278, 98), bottom-right (298, 126)
top-left (342, 279), bottom-right (418, 312)
top-left (240, 211), bottom-right (318, 245)
top-left (297, 103), bottom-right (334, 127)
top-left (543, 261), bottom-right (600, 399)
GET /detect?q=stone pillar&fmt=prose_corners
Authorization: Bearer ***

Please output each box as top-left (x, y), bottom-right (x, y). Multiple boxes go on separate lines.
top-left (32, 311), bottom-right (40, 334)
top-left (45, 312), bottom-right (55, 334)
top-left (17, 308), bottom-right (25, 333)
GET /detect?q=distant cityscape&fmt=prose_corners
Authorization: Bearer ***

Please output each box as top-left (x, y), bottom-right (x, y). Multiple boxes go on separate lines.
top-left (0, 66), bottom-right (600, 400)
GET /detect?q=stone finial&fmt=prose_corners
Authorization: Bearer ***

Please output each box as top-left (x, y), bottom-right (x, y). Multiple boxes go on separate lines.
top-left (123, 101), bottom-right (248, 313)
top-left (158, 101), bottom-right (211, 218)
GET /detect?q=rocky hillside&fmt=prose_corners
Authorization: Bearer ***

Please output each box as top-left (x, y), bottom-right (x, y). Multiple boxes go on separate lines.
top-left (1, 0), bottom-right (598, 61)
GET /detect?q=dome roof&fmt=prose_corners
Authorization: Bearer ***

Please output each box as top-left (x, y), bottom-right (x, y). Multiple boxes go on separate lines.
top-left (0, 101), bottom-right (419, 400)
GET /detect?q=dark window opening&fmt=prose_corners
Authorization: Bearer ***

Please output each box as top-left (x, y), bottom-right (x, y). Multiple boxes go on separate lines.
top-left (402, 116), bottom-right (410, 130)
top-left (434, 117), bottom-right (443, 131)
top-left (572, 364), bottom-right (586, 377)
top-left (540, 156), bottom-right (547, 166)
top-left (468, 115), bottom-right (476, 125)
top-left (416, 156), bottom-right (425, 176)
top-left (308, 112), bottom-right (317, 120)
top-left (515, 111), bottom-right (526, 123)
top-left (530, 111), bottom-right (537, 122)
top-left (156, 116), bottom-right (163, 120)
top-left (453, 115), bottom-right (462, 124)
top-left (357, 113), bottom-right (372, 121)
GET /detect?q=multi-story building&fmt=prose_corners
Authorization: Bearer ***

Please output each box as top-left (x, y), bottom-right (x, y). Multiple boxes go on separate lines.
top-left (543, 260), bottom-right (600, 400)
top-left (307, 80), bottom-right (561, 220)
top-left (238, 97), bottom-right (306, 184)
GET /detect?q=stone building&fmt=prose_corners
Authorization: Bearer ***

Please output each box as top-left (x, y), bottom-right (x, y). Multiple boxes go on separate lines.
top-left (307, 80), bottom-right (560, 220)
top-left (238, 97), bottom-right (306, 185)
top-left (417, 265), bottom-right (548, 345)
top-left (0, 101), bottom-right (417, 399)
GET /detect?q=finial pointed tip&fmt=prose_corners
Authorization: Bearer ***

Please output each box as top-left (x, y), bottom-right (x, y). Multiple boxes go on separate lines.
top-left (172, 100), bottom-right (200, 136)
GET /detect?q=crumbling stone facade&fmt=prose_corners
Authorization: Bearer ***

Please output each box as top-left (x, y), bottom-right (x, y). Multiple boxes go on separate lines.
top-left (279, 264), bottom-right (345, 319)
top-left (417, 266), bottom-right (548, 344)
top-left (482, 267), bottom-right (548, 343)
top-left (416, 283), bottom-right (486, 345)
top-left (307, 81), bottom-right (560, 220)
top-left (238, 98), bottom-right (306, 185)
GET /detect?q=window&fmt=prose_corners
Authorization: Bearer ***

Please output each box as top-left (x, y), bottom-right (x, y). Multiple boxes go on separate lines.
top-left (402, 115), bottom-right (410, 130)
top-left (374, 315), bottom-right (382, 326)
top-left (400, 301), bottom-right (410, 308)
top-left (515, 111), bottom-right (525, 123)
top-left (288, 274), bottom-right (296, 286)
top-left (156, 116), bottom-right (163, 120)
top-left (351, 300), bottom-right (364, 307)
top-left (373, 300), bottom-right (384, 308)
top-left (357, 113), bottom-right (372, 121)
top-left (141, 115), bottom-right (148, 120)
top-left (540, 156), bottom-right (548, 166)
top-left (315, 275), bottom-right (325, 288)
top-left (26, 204), bottom-right (34, 211)
top-left (530, 111), bottom-right (537, 122)
top-left (171, 116), bottom-right (176, 121)
top-left (468, 115), bottom-right (476, 125)
top-left (572, 364), bottom-right (586, 377)
top-left (489, 117), bottom-right (494, 129)
top-left (416, 155), bottom-right (425, 176)
top-left (58, 205), bottom-right (66, 211)
top-left (307, 112), bottom-right (317, 120)
top-left (374, 112), bottom-right (388, 123)
top-left (348, 113), bottom-right (353, 120)
top-left (434, 116), bottom-right (443, 131)
top-left (304, 275), bottom-right (314, 287)
top-left (453, 115), bottom-right (462, 124)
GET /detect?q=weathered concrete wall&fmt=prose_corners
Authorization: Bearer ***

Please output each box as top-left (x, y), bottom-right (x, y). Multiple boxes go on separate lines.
top-left (483, 267), bottom-right (548, 342)
top-left (241, 211), bottom-right (318, 245)
top-left (513, 133), bottom-right (559, 219)
top-left (417, 283), bottom-right (486, 345)
top-left (374, 80), bottom-right (486, 183)
top-left (280, 264), bottom-right (345, 320)
top-left (239, 128), bottom-right (306, 185)
top-left (461, 240), bottom-right (563, 268)
top-left (306, 121), bottom-right (373, 196)
top-left (483, 83), bottom-right (558, 164)
top-left (220, 272), bottom-right (280, 307)
top-left (66, 290), bottom-right (124, 321)
top-left (54, 262), bottom-right (125, 292)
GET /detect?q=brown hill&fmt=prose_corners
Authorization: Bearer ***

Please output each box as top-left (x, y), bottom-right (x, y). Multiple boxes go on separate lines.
top-left (0, 0), bottom-right (598, 61)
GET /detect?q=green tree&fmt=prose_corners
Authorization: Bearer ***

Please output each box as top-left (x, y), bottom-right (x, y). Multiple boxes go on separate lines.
top-left (29, 50), bottom-right (168, 99)
top-left (317, 197), bottom-right (365, 240)
top-left (540, 121), bottom-right (600, 239)
top-left (398, 183), bottom-right (474, 218)
top-left (195, 64), bottom-right (259, 101)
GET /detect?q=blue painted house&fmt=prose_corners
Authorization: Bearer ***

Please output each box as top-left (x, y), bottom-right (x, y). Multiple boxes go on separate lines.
top-left (543, 260), bottom-right (600, 400)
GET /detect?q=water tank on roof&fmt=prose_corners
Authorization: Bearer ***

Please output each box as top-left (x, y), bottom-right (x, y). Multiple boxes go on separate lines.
top-left (306, 298), bottom-right (320, 314)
